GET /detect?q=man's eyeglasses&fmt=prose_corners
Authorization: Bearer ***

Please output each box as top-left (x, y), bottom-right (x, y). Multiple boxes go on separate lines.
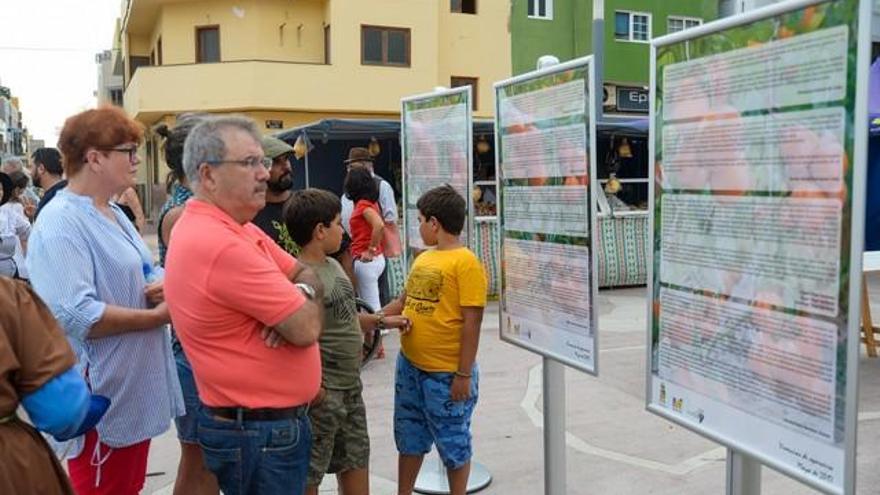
top-left (206, 157), bottom-right (273, 169)
top-left (98, 146), bottom-right (139, 163)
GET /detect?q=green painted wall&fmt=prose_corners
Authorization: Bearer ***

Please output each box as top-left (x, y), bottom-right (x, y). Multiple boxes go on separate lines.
top-left (509, 0), bottom-right (580, 75)
top-left (511, 0), bottom-right (719, 85)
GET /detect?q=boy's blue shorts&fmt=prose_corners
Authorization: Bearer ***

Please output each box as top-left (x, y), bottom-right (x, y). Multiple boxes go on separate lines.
top-left (394, 353), bottom-right (479, 470)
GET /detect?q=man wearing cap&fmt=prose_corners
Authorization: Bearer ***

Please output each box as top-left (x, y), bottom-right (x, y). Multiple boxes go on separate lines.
top-left (253, 136), bottom-right (299, 255)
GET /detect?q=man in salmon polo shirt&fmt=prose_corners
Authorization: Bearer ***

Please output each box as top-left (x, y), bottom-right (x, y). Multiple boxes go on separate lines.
top-left (165, 115), bottom-right (323, 495)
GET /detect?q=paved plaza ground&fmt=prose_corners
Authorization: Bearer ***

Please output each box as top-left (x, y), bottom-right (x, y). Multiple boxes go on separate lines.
top-left (137, 269), bottom-right (880, 495)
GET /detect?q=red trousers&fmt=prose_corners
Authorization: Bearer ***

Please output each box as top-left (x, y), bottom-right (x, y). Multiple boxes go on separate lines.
top-left (68, 429), bottom-right (151, 495)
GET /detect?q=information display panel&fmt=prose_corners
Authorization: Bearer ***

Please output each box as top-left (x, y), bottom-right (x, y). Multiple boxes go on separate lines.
top-left (646, 1), bottom-right (871, 493)
top-left (401, 87), bottom-right (473, 267)
top-left (495, 57), bottom-right (599, 374)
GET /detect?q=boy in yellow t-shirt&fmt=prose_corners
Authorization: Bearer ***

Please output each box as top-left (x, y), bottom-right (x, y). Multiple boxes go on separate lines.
top-left (382, 184), bottom-right (487, 495)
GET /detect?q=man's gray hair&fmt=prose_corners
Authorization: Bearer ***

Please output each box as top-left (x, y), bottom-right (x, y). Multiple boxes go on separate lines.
top-left (1, 157), bottom-right (24, 174)
top-left (182, 115), bottom-right (262, 186)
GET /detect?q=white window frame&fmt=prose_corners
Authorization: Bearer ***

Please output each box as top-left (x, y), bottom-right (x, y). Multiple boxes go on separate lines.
top-left (527, 0), bottom-right (553, 20)
top-left (614, 10), bottom-right (652, 43)
top-left (667, 15), bottom-right (703, 34)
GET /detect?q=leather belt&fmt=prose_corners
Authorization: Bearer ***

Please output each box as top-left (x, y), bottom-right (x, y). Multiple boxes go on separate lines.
top-left (206, 405), bottom-right (308, 422)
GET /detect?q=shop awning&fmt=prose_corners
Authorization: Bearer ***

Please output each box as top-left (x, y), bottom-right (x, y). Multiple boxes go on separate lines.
top-left (275, 116), bottom-right (648, 143)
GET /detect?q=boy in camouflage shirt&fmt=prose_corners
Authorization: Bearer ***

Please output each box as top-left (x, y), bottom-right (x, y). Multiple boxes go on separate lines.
top-left (284, 188), bottom-right (409, 495)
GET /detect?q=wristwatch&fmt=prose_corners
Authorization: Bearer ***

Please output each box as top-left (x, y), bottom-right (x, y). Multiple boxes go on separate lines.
top-left (295, 283), bottom-right (316, 300)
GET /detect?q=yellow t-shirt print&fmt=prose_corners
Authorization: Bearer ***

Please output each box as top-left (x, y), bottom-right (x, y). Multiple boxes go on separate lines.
top-left (401, 247), bottom-right (488, 372)
top-left (405, 266), bottom-right (443, 316)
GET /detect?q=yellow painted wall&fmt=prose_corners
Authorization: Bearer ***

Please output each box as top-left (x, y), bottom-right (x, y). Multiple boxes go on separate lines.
top-left (439, 3), bottom-right (511, 117)
top-left (154, 0), bottom-right (326, 65)
top-left (149, 12), bottom-right (163, 61)
top-left (124, 0), bottom-right (510, 124)
top-left (124, 32), bottom-right (152, 84)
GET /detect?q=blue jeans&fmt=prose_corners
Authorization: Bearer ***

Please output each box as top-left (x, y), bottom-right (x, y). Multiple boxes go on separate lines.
top-left (172, 340), bottom-right (201, 443)
top-left (197, 410), bottom-right (312, 495)
top-left (394, 354), bottom-right (479, 469)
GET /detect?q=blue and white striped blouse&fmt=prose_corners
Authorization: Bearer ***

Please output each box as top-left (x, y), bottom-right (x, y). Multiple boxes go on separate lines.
top-left (27, 189), bottom-right (184, 450)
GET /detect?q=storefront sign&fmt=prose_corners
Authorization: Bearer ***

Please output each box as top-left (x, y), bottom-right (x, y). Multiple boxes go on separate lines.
top-left (616, 87), bottom-right (649, 112)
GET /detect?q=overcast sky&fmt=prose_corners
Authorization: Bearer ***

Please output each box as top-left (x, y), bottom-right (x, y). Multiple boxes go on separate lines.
top-left (0, 0), bottom-right (121, 147)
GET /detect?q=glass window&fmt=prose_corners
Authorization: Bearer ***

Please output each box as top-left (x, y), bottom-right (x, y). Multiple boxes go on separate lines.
top-left (452, 0), bottom-right (476, 14)
top-left (451, 77), bottom-right (478, 110)
top-left (615, 12), bottom-right (651, 42)
top-left (528, 0), bottom-right (552, 19)
top-left (387, 31), bottom-right (408, 64)
top-left (614, 12), bottom-right (630, 39)
top-left (196, 26), bottom-right (220, 63)
top-left (362, 28), bottom-right (383, 64)
top-left (324, 25), bottom-right (331, 64)
top-left (632, 14), bottom-right (649, 41)
top-left (361, 26), bottom-right (411, 67)
top-left (668, 16), bottom-right (702, 34)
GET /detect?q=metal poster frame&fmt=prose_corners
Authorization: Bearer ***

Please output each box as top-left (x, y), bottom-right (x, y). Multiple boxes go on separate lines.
top-left (400, 86), bottom-right (474, 272)
top-left (494, 56), bottom-right (600, 376)
top-left (645, 0), bottom-right (870, 493)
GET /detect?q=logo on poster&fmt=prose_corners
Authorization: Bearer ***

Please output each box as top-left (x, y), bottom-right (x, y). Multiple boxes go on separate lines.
top-left (685, 407), bottom-right (705, 424)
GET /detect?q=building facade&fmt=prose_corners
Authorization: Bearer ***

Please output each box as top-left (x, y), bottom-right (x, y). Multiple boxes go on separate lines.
top-left (118, 0), bottom-right (511, 215)
top-left (96, 50), bottom-right (125, 107)
top-left (510, 0), bottom-right (719, 115)
top-left (0, 84), bottom-right (26, 158)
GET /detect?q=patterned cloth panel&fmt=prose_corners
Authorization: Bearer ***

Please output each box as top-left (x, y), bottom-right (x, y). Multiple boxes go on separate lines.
top-left (471, 215), bottom-right (648, 293)
top-left (390, 216), bottom-right (647, 298)
top-left (596, 215), bottom-right (649, 287)
top-left (474, 219), bottom-right (500, 297)
top-left (385, 255), bottom-right (407, 299)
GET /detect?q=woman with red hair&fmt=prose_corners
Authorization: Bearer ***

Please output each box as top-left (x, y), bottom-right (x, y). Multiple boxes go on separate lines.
top-left (26, 106), bottom-right (184, 495)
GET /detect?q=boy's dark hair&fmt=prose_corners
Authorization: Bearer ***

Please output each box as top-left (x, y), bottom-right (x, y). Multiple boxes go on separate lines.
top-left (283, 188), bottom-right (341, 246)
top-left (343, 167), bottom-right (379, 203)
top-left (31, 147), bottom-right (63, 175)
top-left (417, 184), bottom-right (466, 235)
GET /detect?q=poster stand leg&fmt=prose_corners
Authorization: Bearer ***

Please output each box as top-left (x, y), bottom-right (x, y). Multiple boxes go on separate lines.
top-left (413, 449), bottom-right (493, 494)
top-left (726, 449), bottom-right (761, 495)
top-left (543, 358), bottom-right (567, 495)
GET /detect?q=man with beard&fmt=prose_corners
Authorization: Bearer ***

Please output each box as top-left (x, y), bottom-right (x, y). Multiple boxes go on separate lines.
top-left (31, 148), bottom-right (66, 219)
top-left (253, 136), bottom-right (298, 255)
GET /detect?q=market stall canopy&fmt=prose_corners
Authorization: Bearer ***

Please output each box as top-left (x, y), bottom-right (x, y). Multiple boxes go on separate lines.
top-left (274, 117), bottom-right (648, 144)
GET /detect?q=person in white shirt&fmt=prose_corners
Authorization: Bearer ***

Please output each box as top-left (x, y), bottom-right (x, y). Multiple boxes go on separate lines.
top-left (0, 171), bottom-right (30, 280)
top-left (0, 172), bottom-right (29, 279)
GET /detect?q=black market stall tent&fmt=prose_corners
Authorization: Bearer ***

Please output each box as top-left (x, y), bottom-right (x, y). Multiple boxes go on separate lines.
top-left (274, 116), bottom-right (648, 201)
top-left (276, 116), bottom-right (649, 290)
